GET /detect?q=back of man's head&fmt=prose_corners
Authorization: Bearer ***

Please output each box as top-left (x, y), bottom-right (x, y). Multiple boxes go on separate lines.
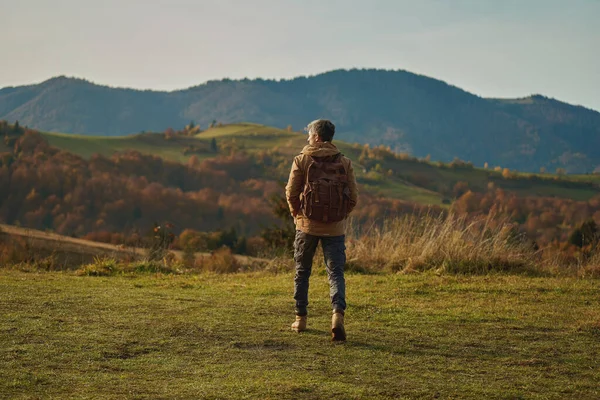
top-left (306, 119), bottom-right (335, 142)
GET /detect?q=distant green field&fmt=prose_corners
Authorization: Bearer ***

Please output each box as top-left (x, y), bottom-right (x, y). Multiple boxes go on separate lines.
top-left (361, 179), bottom-right (443, 205)
top-left (41, 124), bottom-right (302, 161)
top-left (37, 123), bottom-right (600, 205)
top-left (569, 174), bottom-right (600, 183)
top-left (195, 123), bottom-right (296, 139)
top-left (1, 271), bottom-right (599, 399)
top-left (42, 132), bottom-right (196, 163)
top-left (511, 184), bottom-right (598, 202)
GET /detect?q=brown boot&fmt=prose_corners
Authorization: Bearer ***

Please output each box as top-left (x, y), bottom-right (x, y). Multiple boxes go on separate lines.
top-left (331, 312), bottom-right (346, 341)
top-left (291, 315), bottom-right (307, 332)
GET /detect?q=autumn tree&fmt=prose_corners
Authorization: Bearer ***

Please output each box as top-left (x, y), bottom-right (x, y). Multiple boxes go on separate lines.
top-left (452, 181), bottom-right (469, 198)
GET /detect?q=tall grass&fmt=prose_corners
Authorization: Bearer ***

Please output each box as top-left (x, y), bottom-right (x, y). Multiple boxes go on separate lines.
top-left (573, 252), bottom-right (600, 278)
top-left (75, 257), bottom-right (180, 276)
top-left (3, 215), bottom-right (600, 277)
top-left (347, 213), bottom-right (539, 274)
top-left (74, 247), bottom-right (249, 276)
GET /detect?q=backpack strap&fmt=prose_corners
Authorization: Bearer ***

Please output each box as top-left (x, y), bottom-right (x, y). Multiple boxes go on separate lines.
top-left (303, 156), bottom-right (315, 217)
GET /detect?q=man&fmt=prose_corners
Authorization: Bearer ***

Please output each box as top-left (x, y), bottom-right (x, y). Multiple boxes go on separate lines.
top-left (285, 119), bottom-right (358, 341)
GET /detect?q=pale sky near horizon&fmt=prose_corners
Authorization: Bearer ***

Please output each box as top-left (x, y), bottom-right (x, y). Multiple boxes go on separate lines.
top-left (2, 0), bottom-right (599, 111)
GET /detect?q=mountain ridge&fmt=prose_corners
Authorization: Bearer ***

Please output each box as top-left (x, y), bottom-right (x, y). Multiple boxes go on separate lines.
top-left (17, 73), bottom-right (600, 114)
top-left (2, 68), bottom-right (600, 173)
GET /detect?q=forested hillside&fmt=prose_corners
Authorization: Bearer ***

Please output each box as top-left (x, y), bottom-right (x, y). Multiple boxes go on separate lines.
top-left (0, 123), bottom-right (429, 242)
top-left (2, 121), bottom-right (600, 256)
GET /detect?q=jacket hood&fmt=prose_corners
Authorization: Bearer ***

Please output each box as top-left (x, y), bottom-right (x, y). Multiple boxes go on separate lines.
top-left (300, 142), bottom-right (340, 157)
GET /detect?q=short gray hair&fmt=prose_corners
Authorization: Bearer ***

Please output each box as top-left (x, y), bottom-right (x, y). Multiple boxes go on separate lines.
top-left (305, 119), bottom-right (335, 142)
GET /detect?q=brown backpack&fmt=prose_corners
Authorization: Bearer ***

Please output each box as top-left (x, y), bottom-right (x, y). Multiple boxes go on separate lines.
top-left (301, 153), bottom-right (350, 223)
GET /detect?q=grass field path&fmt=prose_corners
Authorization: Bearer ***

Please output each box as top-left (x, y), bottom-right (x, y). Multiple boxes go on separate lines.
top-left (1, 272), bottom-right (599, 399)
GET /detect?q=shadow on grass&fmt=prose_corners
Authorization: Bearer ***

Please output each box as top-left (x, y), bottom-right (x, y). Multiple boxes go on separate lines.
top-left (230, 339), bottom-right (295, 351)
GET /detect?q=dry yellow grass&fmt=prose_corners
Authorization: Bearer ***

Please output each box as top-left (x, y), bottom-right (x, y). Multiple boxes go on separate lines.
top-left (3, 218), bottom-right (600, 277)
top-left (575, 252), bottom-right (600, 278)
top-left (346, 213), bottom-right (539, 274)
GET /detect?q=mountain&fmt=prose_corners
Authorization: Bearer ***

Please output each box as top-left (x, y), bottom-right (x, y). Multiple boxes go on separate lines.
top-left (2, 69), bottom-right (600, 172)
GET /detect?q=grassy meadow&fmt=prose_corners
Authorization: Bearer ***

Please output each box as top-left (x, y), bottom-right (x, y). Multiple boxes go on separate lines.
top-left (1, 269), bottom-right (599, 399)
top-left (1, 170), bottom-right (600, 398)
top-left (2, 122), bottom-right (598, 398)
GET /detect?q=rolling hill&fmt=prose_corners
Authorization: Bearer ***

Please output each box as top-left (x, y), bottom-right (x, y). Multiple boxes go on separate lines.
top-left (2, 69), bottom-right (600, 173)
top-left (36, 123), bottom-right (600, 204)
top-left (39, 123), bottom-right (445, 206)
top-left (3, 121), bottom-right (600, 249)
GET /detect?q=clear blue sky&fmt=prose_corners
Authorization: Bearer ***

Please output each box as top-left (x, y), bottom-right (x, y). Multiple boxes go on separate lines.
top-left (2, 0), bottom-right (599, 111)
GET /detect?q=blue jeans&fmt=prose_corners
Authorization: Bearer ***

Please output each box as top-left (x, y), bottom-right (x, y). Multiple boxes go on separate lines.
top-left (293, 230), bottom-right (346, 316)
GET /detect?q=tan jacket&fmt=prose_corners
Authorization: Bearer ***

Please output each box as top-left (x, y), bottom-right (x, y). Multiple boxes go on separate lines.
top-left (285, 142), bottom-right (358, 236)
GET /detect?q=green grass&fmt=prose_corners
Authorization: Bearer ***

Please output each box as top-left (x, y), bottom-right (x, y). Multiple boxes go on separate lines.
top-left (511, 184), bottom-right (598, 201)
top-left (568, 174), bottom-right (600, 183)
top-left (361, 179), bottom-right (443, 205)
top-left (195, 123), bottom-right (296, 139)
top-left (41, 124), bottom-right (303, 163)
top-left (1, 270), bottom-right (599, 399)
top-left (41, 132), bottom-right (201, 163)
top-left (195, 123), bottom-right (307, 156)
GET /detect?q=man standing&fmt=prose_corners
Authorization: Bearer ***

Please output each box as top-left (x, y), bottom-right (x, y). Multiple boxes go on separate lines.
top-left (285, 119), bottom-right (358, 341)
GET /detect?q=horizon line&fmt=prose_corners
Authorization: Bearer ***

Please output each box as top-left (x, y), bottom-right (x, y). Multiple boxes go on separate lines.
top-left (1, 68), bottom-right (598, 113)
